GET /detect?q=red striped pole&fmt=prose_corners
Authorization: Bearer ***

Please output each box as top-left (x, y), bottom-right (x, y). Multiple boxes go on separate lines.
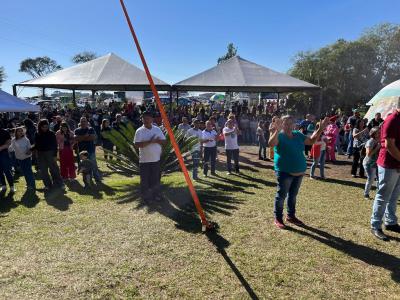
top-left (118, 0), bottom-right (213, 230)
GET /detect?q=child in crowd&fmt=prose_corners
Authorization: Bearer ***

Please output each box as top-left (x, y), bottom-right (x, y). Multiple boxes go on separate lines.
top-left (78, 151), bottom-right (94, 188)
top-left (310, 123), bottom-right (327, 179)
top-left (362, 127), bottom-right (380, 199)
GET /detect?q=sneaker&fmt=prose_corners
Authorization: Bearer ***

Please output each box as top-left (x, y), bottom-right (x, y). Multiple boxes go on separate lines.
top-left (286, 216), bottom-right (304, 226)
top-left (10, 186), bottom-right (16, 193)
top-left (371, 229), bottom-right (389, 241)
top-left (310, 175), bottom-right (316, 180)
top-left (385, 223), bottom-right (400, 233)
top-left (274, 219), bottom-right (286, 229)
top-left (364, 194), bottom-right (370, 199)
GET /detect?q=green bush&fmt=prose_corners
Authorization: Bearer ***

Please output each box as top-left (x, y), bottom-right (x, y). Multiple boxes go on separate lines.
top-left (101, 122), bottom-right (199, 175)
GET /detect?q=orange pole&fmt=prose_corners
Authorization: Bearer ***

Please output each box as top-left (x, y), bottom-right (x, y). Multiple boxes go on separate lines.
top-left (118, 0), bottom-right (211, 228)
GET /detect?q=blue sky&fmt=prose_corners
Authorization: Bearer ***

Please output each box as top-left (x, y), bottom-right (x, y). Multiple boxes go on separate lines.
top-left (1, 0), bottom-right (399, 96)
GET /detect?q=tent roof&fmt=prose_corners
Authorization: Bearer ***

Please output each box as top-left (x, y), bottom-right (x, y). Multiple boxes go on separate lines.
top-left (173, 56), bottom-right (319, 93)
top-left (16, 53), bottom-right (171, 91)
top-left (0, 90), bottom-right (40, 112)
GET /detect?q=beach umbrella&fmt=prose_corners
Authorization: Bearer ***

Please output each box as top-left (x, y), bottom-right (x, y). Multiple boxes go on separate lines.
top-left (365, 79), bottom-right (400, 120)
top-left (210, 94), bottom-right (225, 102)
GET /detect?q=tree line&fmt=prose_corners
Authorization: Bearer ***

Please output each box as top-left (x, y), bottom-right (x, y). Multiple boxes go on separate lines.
top-left (289, 23), bottom-right (400, 115)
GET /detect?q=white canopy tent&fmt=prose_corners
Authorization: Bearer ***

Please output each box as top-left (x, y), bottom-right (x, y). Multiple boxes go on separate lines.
top-left (0, 90), bottom-right (40, 112)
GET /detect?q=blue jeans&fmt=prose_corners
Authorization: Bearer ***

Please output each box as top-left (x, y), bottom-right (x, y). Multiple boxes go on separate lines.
top-left (88, 152), bottom-right (102, 182)
top-left (191, 150), bottom-right (200, 179)
top-left (274, 171), bottom-right (303, 220)
top-left (363, 163), bottom-right (376, 197)
top-left (203, 147), bottom-right (217, 175)
top-left (371, 166), bottom-right (400, 230)
top-left (347, 134), bottom-right (354, 156)
top-left (18, 157), bottom-right (36, 189)
top-left (0, 150), bottom-right (14, 187)
top-left (310, 150), bottom-right (326, 178)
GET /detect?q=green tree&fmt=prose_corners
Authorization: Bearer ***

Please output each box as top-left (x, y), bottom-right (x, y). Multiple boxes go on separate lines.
top-left (72, 51), bottom-right (97, 64)
top-left (289, 23), bottom-right (400, 114)
top-left (217, 43), bottom-right (238, 64)
top-left (0, 67), bottom-right (6, 88)
top-left (19, 56), bottom-right (62, 78)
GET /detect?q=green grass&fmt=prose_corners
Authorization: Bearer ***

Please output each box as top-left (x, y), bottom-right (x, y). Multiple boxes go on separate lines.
top-left (0, 147), bottom-right (399, 299)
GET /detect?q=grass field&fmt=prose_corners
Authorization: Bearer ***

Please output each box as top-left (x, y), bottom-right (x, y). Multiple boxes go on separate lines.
top-left (0, 146), bottom-right (399, 299)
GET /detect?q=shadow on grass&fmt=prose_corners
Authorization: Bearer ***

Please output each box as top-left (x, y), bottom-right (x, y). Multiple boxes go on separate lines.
top-left (288, 224), bottom-right (400, 283)
top-left (206, 230), bottom-right (260, 300)
top-left (64, 180), bottom-right (115, 199)
top-left (116, 182), bottom-right (244, 232)
top-left (0, 191), bottom-right (17, 213)
top-left (323, 177), bottom-right (365, 189)
top-left (44, 189), bottom-right (73, 211)
top-left (235, 172), bottom-right (276, 187)
top-left (197, 178), bottom-right (255, 195)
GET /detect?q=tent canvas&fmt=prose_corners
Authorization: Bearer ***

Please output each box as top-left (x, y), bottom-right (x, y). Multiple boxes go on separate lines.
top-left (16, 53), bottom-right (171, 91)
top-left (173, 56), bottom-right (319, 93)
top-left (0, 90), bottom-right (40, 112)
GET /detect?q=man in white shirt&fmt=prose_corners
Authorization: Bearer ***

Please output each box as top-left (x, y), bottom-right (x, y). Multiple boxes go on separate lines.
top-left (202, 120), bottom-right (218, 177)
top-left (186, 119), bottom-right (203, 180)
top-left (134, 111), bottom-right (166, 199)
top-left (223, 119), bottom-right (240, 174)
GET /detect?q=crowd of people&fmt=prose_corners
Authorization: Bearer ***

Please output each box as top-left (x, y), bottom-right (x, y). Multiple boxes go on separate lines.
top-left (0, 97), bottom-right (399, 241)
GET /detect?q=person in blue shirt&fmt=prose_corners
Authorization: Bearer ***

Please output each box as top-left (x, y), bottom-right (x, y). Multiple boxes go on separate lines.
top-left (268, 115), bottom-right (330, 229)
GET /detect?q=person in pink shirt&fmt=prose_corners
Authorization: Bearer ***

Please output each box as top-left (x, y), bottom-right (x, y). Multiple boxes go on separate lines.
top-left (325, 115), bottom-right (339, 162)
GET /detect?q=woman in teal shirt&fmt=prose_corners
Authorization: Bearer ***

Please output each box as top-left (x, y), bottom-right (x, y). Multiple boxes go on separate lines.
top-left (268, 115), bottom-right (329, 229)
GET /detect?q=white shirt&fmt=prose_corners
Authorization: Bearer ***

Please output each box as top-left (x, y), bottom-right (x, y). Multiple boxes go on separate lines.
top-left (10, 137), bottom-right (32, 160)
top-left (202, 129), bottom-right (217, 148)
top-left (223, 127), bottom-right (239, 150)
top-left (178, 123), bottom-right (191, 133)
top-left (186, 127), bottom-right (203, 152)
top-left (134, 125), bottom-right (166, 163)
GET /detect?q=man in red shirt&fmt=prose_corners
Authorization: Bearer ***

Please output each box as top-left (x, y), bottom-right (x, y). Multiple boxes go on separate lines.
top-left (371, 105), bottom-right (400, 241)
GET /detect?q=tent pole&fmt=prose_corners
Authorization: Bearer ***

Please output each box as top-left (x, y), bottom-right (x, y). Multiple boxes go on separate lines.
top-left (42, 87), bottom-right (46, 99)
top-left (12, 85), bottom-right (17, 96)
top-left (72, 90), bottom-right (77, 107)
top-left (91, 90), bottom-right (96, 101)
top-left (169, 90), bottom-right (173, 117)
top-left (277, 92), bottom-right (280, 112)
